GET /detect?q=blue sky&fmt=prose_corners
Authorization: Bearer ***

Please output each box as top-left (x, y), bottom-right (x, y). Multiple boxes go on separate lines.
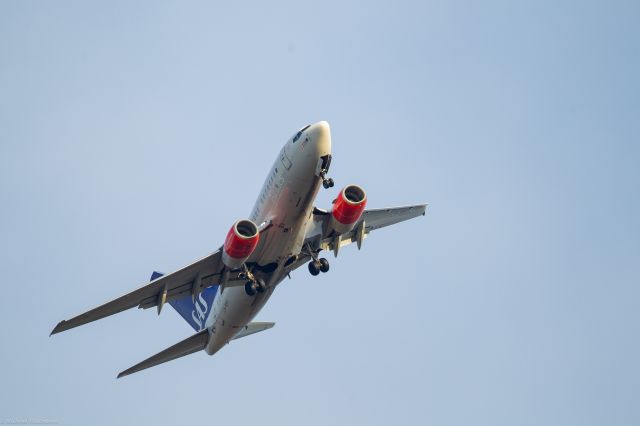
top-left (1, 1), bottom-right (639, 425)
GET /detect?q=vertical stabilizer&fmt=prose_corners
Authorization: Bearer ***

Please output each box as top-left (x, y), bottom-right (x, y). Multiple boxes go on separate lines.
top-left (150, 271), bottom-right (218, 332)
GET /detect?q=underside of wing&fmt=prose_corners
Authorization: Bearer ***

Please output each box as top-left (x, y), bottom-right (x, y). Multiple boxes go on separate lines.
top-left (291, 204), bottom-right (426, 269)
top-left (337, 204), bottom-right (426, 249)
top-left (51, 250), bottom-right (226, 335)
top-left (329, 204), bottom-right (427, 248)
top-left (358, 204), bottom-right (427, 232)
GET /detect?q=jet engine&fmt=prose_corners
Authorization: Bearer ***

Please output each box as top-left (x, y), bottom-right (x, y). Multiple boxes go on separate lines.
top-left (222, 219), bottom-right (260, 269)
top-left (329, 184), bottom-right (367, 235)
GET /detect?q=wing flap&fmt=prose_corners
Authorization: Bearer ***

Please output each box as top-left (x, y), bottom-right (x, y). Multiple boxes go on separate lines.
top-left (117, 329), bottom-right (209, 378)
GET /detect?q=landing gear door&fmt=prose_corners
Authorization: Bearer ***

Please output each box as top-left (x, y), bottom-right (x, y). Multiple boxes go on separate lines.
top-left (280, 148), bottom-right (292, 170)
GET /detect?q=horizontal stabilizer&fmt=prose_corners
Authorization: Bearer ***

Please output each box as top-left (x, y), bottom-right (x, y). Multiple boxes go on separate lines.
top-left (232, 322), bottom-right (275, 340)
top-left (117, 329), bottom-right (209, 379)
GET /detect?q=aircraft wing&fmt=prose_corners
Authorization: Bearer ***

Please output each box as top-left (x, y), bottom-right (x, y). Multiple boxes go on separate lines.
top-left (357, 205), bottom-right (427, 232)
top-left (51, 250), bottom-right (226, 335)
top-left (294, 204), bottom-right (427, 266)
top-left (323, 204), bottom-right (427, 253)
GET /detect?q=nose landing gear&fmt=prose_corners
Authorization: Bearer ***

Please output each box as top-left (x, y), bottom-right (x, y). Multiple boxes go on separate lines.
top-left (322, 177), bottom-right (334, 189)
top-left (320, 170), bottom-right (334, 189)
top-left (319, 154), bottom-right (334, 189)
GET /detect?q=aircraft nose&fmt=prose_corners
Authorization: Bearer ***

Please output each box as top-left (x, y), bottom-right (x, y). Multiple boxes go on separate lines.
top-left (307, 121), bottom-right (331, 156)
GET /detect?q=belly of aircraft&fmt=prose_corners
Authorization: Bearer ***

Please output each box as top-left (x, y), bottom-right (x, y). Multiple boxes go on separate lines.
top-left (254, 172), bottom-right (320, 266)
top-left (205, 147), bottom-right (323, 355)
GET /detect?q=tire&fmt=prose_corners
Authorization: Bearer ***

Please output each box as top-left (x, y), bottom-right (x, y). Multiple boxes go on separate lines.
top-left (319, 258), bottom-right (330, 273)
top-left (308, 261), bottom-right (320, 276)
top-left (244, 281), bottom-right (257, 296)
top-left (256, 279), bottom-right (267, 293)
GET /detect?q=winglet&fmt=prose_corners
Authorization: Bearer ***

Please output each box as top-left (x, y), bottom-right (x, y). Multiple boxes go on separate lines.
top-left (50, 320), bottom-right (67, 336)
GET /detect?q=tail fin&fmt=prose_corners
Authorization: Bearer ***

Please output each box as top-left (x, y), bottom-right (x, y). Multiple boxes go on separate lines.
top-left (150, 271), bottom-right (219, 332)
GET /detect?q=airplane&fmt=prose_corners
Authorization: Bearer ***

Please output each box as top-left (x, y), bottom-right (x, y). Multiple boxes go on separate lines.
top-left (50, 121), bottom-right (427, 378)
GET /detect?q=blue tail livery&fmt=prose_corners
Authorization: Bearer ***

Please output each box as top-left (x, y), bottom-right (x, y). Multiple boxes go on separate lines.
top-left (150, 271), bottom-right (219, 332)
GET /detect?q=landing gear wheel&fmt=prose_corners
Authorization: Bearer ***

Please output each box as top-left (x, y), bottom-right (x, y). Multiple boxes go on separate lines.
top-left (256, 278), bottom-right (267, 293)
top-left (244, 281), bottom-right (257, 296)
top-left (308, 261), bottom-right (321, 276)
top-left (319, 258), bottom-right (330, 273)
top-left (321, 172), bottom-right (334, 189)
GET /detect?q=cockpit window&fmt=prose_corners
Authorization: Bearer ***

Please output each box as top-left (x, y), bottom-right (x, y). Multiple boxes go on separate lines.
top-left (293, 124), bottom-right (311, 143)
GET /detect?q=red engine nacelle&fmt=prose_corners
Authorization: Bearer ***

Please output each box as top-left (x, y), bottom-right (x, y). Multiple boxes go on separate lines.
top-left (330, 184), bottom-right (367, 234)
top-left (222, 219), bottom-right (260, 269)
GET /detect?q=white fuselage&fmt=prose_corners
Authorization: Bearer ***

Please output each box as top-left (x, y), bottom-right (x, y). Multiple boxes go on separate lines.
top-left (204, 121), bottom-right (332, 355)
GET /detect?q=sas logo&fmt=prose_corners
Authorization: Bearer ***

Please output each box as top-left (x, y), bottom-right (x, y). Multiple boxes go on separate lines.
top-left (191, 292), bottom-right (210, 331)
top-left (168, 284), bottom-right (219, 332)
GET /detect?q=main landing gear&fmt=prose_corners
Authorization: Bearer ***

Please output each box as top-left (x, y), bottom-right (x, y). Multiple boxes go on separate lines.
top-left (240, 264), bottom-right (267, 296)
top-left (308, 258), bottom-right (330, 276)
top-left (244, 279), bottom-right (266, 296)
top-left (304, 243), bottom-right (330, 276)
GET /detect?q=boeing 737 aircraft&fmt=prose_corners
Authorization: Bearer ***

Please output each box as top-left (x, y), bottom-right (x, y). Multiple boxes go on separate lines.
top-left (51, 121), bottom-right (426, 378)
